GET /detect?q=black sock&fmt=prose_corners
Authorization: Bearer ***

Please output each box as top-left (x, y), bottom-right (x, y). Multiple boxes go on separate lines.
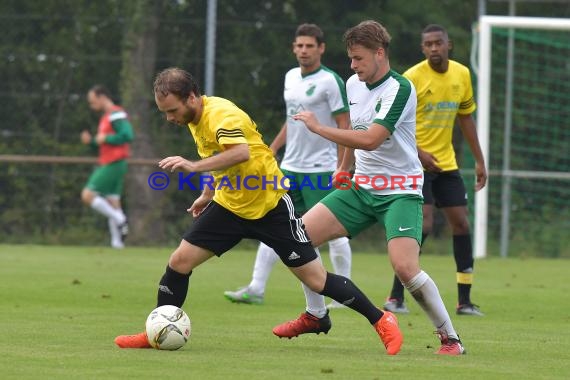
top-left (156, 266), bottom-right (192, 307)
top-left (389, 275), bottom-right (405, 301)
top-left (453, 234), bottom-right (474, 305)
top-left (390, 232), bottom-right (429, 302)
top-left (320, 272), bottom-right (383, 324)
top-left (458, 283), bottom-right (472, 306)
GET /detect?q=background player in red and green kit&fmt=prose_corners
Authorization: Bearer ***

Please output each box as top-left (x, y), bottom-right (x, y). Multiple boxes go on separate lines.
top-left (383, 24), bottom-right (487, 316)
top-left (80, 85), bottom-right (134, 249)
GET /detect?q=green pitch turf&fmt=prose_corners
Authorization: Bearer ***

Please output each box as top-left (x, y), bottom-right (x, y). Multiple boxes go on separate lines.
top-left (1, 244), bottom-right (568, 380)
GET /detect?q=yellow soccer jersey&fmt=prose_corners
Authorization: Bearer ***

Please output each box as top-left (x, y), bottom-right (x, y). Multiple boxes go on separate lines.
top-left (404, 60), bottom-right (476, 171)
top-left (188, 96), bottom-right (288, 219)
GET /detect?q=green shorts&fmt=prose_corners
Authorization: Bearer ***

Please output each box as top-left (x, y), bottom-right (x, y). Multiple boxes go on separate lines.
top-left (320, 185), bottom-right (423, 244)
top-left (85, 160), bottom-right (128, 197)
top-left (281, 169), bottom-right (334, 214)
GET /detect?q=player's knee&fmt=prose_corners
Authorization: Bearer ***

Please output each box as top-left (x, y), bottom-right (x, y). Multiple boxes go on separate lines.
top-left (294, 264), bottom-right (327, 293)
top-left (304, 268), bottom-right (326, 292)
top-left (392, 261), bottom-right (420, 283)
top-left (451, 219), bottom-right (470, 235)
top-left (168, 250), bottom-right (193, 273)
top-left (304, 277), bottom-right (325, 293)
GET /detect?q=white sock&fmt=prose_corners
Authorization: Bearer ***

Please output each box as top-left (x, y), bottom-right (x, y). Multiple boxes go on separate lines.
top-left (91, 196), bottom-right (126, 225)
top-left (328, 237), bottom-right (352, 279)
top-left (248, 242), bottom-right (279, 295)
top-left (404, 270), bottom-right (459, 340)
top-left (108, 218), bottom-right (124, 248)
top-left (303, 247), bottom-right (327, 318)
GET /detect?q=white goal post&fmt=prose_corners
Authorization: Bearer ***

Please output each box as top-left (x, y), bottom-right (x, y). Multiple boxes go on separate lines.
top-left (474, 15), bottom-right (570, 259)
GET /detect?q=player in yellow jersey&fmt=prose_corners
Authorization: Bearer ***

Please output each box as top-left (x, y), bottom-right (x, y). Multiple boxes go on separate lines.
top-left (114, 67), bottom-right (403, 355)
top-left (384, 25), bottom-right (487, 316)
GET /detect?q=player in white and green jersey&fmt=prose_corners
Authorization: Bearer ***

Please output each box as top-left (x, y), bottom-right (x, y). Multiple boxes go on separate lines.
top-left (384, 24), bottom-right (487, 317)
top-left (224, 23), bottom-right (353, 312)
top-left (273, 20), bottom-right (465, 355)
top-left (280, 64), bottom-right (347, 172)
top-left (346, 71), bottom-right (423, 197)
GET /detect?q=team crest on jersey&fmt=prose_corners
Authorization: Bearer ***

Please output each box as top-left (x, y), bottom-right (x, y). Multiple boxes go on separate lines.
top-left (353, 124), bottom-right (368, 131)
top-left (306, 84), bottom-right (316, 96)
top-left (451, 84), bottom-right (461, 94)
top-left (375, 98), bottom-right (382, 112)
top-left (287, 103), bottom-right (305, 117)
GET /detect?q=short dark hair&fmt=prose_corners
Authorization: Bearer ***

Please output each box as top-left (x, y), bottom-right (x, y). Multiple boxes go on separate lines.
top-left (153, 67), bottom-right (201, 99)
top-left (422, 24), bottom-right (448, 37)
top-left (343, 20), bottom-right (391, 52)
top-left (295, 23), bottom-right (325, 45)
top-left (89, 84), bottom-right (112, 99)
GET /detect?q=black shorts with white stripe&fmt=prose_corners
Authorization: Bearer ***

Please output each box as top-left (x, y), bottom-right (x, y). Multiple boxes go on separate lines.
top-left (182, 194), bottom-right (318, 267)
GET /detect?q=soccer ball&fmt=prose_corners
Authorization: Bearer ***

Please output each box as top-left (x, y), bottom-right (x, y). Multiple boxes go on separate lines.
top-left (145, 305), bottom-right (191, 350)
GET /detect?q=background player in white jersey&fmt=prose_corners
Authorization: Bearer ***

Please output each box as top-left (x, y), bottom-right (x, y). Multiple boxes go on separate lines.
top-left (273, 20), bottom-right (465, 355)
top-left (224, 24), bottom-right (353, 310)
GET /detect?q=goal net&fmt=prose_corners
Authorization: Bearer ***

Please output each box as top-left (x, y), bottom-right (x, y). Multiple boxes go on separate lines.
top-left (475, 16), bottom-right (570, 258)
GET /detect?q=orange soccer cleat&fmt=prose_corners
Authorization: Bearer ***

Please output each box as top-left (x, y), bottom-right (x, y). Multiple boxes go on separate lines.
top-left (373, 311), bottom-right (403, 355)
top-left (114, 332), bottom-right (152, 349)
top-left (272, 311), bottom-right (332, 339)
top-left (435, 330), bottom-right (465, 355)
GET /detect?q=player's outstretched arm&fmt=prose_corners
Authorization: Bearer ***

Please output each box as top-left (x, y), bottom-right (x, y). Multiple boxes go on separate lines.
top-left (457, 114), bottom-right (487, 191)
top-left (293, 111), bottom-right (389, 151)
top-left (159, 144), bottom-right (249, 173)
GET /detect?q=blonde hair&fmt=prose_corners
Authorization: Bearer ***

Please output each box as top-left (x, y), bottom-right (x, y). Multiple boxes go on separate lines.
top-left (343, 20), bottom-right (391, 52)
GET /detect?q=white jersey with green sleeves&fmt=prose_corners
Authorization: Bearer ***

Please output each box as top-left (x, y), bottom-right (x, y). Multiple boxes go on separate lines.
top-left (280, 65), bottom-right (349, 173)
top-left (346, 70), bottom-right (423, 196)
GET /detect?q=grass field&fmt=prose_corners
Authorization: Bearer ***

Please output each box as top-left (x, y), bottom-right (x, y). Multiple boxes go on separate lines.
top-left (1, 244), bottom-right (569, 379)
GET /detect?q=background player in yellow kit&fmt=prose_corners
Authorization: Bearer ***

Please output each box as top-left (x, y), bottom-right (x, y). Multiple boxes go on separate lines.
top-left (383, 24), bottom-right (487, 316)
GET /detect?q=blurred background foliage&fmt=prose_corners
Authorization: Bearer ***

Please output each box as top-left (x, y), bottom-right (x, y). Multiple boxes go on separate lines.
top-left (1, 0), bottom-right (569, 252)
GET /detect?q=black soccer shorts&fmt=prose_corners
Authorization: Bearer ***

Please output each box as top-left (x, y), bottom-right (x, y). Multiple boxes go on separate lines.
top-left (182, 193), bottom-right (318, 267)
top-left (422, 170), bottom-right (468, 208)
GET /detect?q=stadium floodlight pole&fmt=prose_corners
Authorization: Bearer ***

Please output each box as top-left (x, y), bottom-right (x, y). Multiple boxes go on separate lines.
top-left (204, 0), bottom-right (218, 96)
top-left (474, 15), bottom-right (570, 260)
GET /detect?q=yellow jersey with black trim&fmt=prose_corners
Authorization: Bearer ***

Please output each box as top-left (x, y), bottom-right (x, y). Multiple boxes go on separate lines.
top-left (187, 96), bottom-right (288, 219)
top-left (404, 60), bottom-right (476, 171)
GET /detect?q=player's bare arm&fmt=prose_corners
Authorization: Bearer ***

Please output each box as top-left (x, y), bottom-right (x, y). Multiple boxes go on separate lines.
top-left (188, 186), bottom-right (214, 217)
top-left (332, 146), bottom-right (355, 187)
top-left (418, 147), bottom-right (442, 173)
top-left (293, 110), bottom-right (389, 151)
top-left (269, 122), bottom-right (287, 156)
top-left (457, 114), bottom-right (487, 191)
top-left (159, 143), bottom-right (250, 173)
top-left (339, 147), bottom-right (355, 172)
top-left (333, 112), bottom-right (351, 165)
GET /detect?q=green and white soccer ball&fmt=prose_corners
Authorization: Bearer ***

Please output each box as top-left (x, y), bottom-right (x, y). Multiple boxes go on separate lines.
top-left (145, 305), bottom-right (191, 350)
